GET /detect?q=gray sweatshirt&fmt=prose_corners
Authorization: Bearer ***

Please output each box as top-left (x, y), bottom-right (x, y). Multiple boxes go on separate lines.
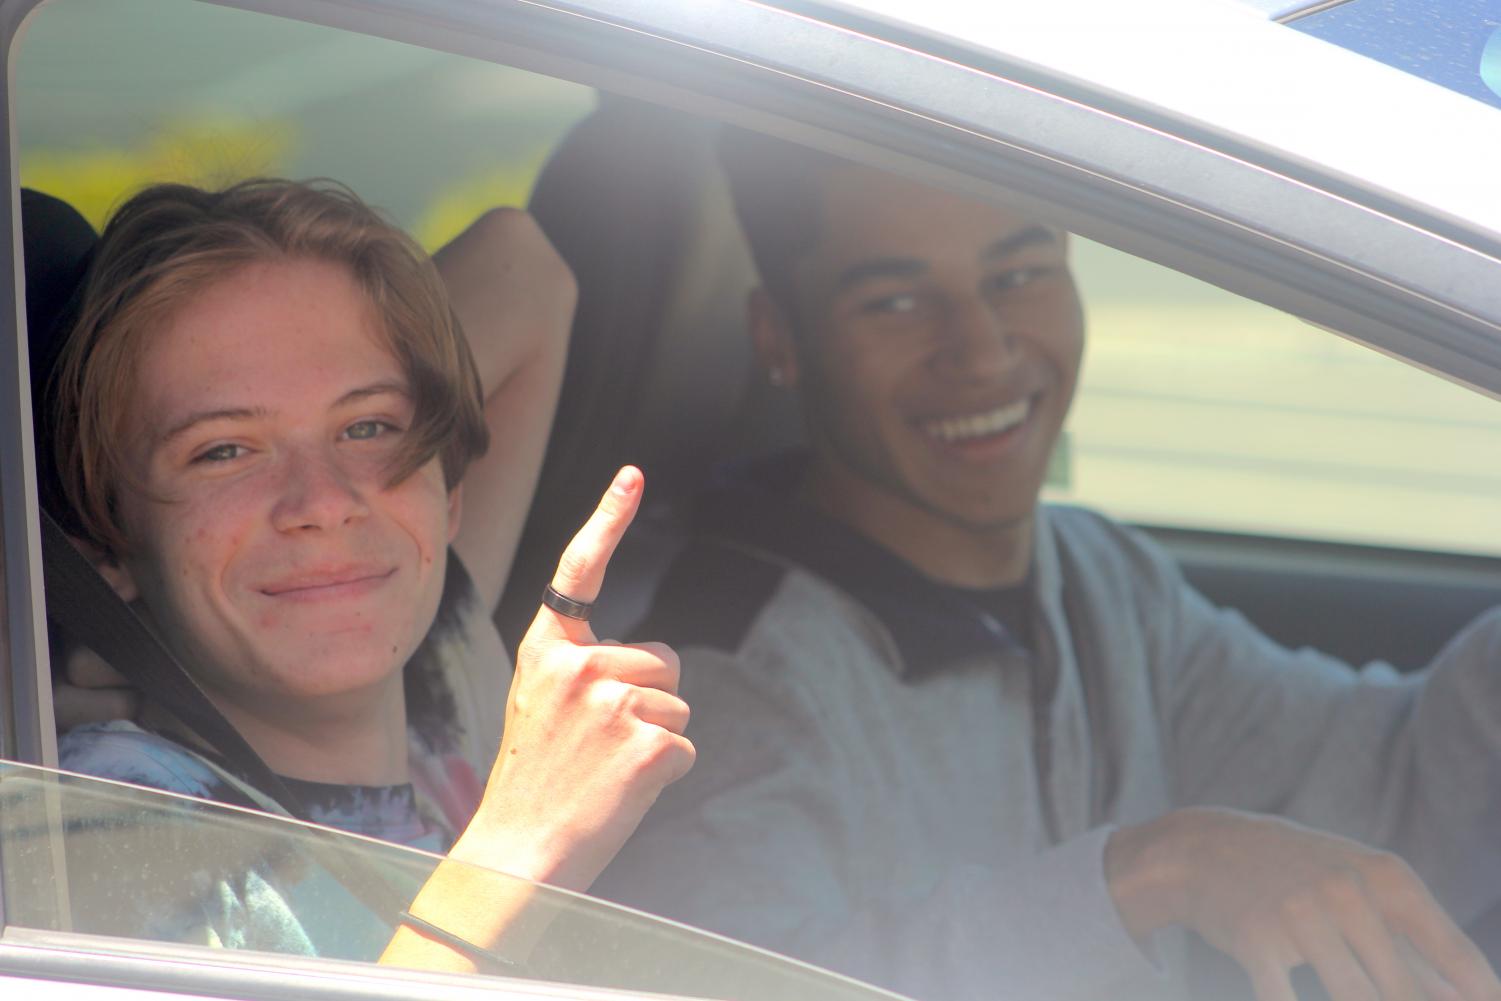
top-left (592, 500), bottom-right (1501, 1000)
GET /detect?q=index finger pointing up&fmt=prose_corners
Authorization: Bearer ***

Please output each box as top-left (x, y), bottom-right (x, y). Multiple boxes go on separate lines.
top-left (534, 465), bottom-right (643, 644)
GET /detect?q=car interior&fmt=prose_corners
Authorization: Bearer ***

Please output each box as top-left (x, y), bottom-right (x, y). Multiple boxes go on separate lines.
top-left (498, 93), bottom-right (1501, 672)
top-left (19, 88), bottom-right (1500, 688)
top-left (7, 0), bottom-right (1501, 996)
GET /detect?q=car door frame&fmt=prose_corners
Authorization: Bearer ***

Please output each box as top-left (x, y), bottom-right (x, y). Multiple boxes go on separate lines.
top-left (3, 0), bottom-right (1501, 995)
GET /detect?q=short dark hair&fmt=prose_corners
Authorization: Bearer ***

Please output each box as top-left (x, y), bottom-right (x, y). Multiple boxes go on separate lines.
top-left (716, 127), bottom-right (844, 317)
top-left (53, 178), bottom-right (489, 555)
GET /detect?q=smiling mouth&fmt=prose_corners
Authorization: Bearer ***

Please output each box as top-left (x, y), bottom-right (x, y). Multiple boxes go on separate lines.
top-left (260, 568), bottom-right (395, 599)
top-left (920, 397), bottom-right (1033, 444)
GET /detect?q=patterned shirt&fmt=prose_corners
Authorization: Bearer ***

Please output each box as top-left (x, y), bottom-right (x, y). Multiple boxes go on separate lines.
top-left (56, 553), bottom-right (511, 956)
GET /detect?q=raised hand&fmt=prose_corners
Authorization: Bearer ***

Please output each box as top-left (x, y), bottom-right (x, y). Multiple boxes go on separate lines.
top-left (1107, 807), bottom-right (1501, 1001)
top-left (447, 465), bottom-right (695, 892)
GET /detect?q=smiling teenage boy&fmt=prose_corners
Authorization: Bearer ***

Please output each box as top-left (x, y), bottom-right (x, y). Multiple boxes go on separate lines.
top-left (590, 136), bottom-right (1501, 1001)
top-left (45, 179), bottom-right (693, 968)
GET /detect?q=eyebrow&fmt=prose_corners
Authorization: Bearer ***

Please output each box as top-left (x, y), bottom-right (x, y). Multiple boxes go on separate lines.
top-left (834, 225), bottom-right (1060, 292)
top-left (154, 381), bottom-right (410, 448)
top-left (981, 225), bottom-right (1058, 261)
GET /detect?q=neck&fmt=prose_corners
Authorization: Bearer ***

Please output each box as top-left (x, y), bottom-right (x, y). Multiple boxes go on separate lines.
top-left (802, 462), bottom-right (1035, 589)
top-left (179, 677), bottom-right (410, 787)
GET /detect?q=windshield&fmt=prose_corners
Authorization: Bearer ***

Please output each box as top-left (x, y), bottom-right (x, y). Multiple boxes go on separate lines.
top-left (0, 760), bottom-right (901, 1000)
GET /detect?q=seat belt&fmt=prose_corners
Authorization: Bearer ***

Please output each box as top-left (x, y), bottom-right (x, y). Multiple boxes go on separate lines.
top-left (38, 507), bottom-right (302, 814)
top-left (40, 508), bottom-right (422, 923)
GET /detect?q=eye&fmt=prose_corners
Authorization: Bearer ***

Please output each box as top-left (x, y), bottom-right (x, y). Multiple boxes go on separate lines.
top-left (985, 266), bottom-right (1053, 293)
top-left (860, 292), bottom-right (920, 316)
top-left (190, 443), bottom-right (246, 464)
top-left (342, 419), bottom-right (400, 442)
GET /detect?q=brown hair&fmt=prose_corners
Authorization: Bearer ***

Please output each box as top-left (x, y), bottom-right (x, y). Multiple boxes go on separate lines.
top-left (52, 178), bottom-right (489, 554)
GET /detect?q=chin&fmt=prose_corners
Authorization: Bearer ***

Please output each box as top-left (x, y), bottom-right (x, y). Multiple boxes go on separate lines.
top-left (259, 638), bottom-right (410, 700)
top-left (953, 508), bottom-right (1036, 535)
top-left (919, 486), bottom-right (1040, 535)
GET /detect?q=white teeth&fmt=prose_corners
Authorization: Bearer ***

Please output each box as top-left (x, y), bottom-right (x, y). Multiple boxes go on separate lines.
top-left (923, 398), bottom-right (1031, 442)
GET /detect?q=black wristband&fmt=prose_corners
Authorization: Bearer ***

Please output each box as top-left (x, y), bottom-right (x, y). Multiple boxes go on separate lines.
top-left (397, 909), bottom-right (517, 970)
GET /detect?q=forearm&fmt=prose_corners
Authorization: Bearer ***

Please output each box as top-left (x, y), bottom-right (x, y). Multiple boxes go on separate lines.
top-left (432, 207), bottom-right (574, 405)
top-left (1167, 605), bottom-right (1501, 920)
top-left (435, 206), bottom-right (575, 610)
top-left (379, 853), bottom-right (546, 974)
top-left (598, 820), bottom-right (1164, 1001)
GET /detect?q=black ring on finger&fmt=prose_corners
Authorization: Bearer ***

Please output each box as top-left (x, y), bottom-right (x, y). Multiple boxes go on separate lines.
top-left (542, 584), bottom-right (594, 621)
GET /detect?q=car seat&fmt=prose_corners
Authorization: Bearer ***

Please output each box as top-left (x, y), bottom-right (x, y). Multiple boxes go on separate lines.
top-left (499, 96), bottom-right (801, 644)
top-left (21, 189), bottom-right (97, 540)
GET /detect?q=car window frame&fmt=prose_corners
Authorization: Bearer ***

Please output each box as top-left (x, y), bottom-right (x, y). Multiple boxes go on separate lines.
top-left (0, 924), bottom-right (694, 1001)
top-left (3, 0), bottom-right (1501, 993)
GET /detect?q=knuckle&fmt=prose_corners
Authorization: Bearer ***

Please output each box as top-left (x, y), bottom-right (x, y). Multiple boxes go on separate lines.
top-left (578, 646), bottom-right (614, 679)
top-left (554, 547), bottom-right (593, 588)
top-left (1279, 889), bottom-right (1323, 925)
top-left (537, 645), bottom-right (600, 690)
top-left (1315, 870), bottom-right (1368, 910)
top-left (638, 728), bottom-right (695, 778)
top-left (591, 681), bottom-right (637, 721)
top-left (1358, 850), bottom-right (1412, 889)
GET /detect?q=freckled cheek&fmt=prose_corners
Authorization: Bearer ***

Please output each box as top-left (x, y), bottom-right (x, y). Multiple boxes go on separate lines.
top-left (161, 498), bottom-right (259, 603)
top-left (389, 470), bottom-right (454, 567)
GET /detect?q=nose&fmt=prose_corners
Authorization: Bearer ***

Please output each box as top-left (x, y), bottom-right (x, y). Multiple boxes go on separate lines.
top-left (933, 295), bottom-right (1021, 379)
top-left (270, 447), bottom-right (371, 534)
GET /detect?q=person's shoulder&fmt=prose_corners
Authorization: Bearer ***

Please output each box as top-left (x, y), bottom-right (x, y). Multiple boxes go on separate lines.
top-left (404, 550), bottom-right (510, 762)
top-left (1042, 501), bottom-right (1137, 540)
top-left (58, 720), bottom-right (237, 802)
top-left (1042, 502), bottom-right (1178, 571)
top-left (1039, 502), bottom-right (1192, 625)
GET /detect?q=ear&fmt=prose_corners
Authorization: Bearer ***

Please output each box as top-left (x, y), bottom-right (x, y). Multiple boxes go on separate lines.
top-left (747, 287), bottom-right (801, 389)
top-left (446, 483), bottom-right (463, 544)
top-left (71, 536), bottom-right (139, 603)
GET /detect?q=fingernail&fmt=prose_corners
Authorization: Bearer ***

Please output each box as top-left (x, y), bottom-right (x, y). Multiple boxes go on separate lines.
top-left (611, 466), bottom-right (639, 496)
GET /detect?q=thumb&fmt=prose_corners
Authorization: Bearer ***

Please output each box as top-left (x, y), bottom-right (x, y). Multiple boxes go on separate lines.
top-left (524, 465), bottom-right (643, 648)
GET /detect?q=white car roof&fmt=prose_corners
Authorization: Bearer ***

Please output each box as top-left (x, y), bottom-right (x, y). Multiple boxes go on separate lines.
top-left (799, 0), bottom-right (1501, 241)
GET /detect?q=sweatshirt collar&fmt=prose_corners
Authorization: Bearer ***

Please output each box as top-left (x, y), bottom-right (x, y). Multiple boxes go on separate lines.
top-left (694, 453), bottom-right (1064, 678)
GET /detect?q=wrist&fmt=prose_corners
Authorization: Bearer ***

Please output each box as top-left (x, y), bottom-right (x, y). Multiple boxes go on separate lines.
top-left (448, 820), bottom-right (567, 886)
top-left (1105, 814), bottom-right (1192, 945)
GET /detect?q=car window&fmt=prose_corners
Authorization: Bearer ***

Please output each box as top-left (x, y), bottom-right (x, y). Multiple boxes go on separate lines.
top-left (18, 0), bottom-right (594, 251)
top-left (1051, 238), bottom-right (1501, 557)
top-left (0, 759), bottom-right (899, 999)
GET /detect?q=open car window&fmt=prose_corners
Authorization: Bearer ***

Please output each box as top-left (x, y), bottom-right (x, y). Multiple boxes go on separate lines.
top-left (0, 759), bottom-right (901, 999)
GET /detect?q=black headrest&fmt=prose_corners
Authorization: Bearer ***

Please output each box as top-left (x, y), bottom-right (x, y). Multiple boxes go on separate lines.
top-left (21, 188), bottom-right (98, 534)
